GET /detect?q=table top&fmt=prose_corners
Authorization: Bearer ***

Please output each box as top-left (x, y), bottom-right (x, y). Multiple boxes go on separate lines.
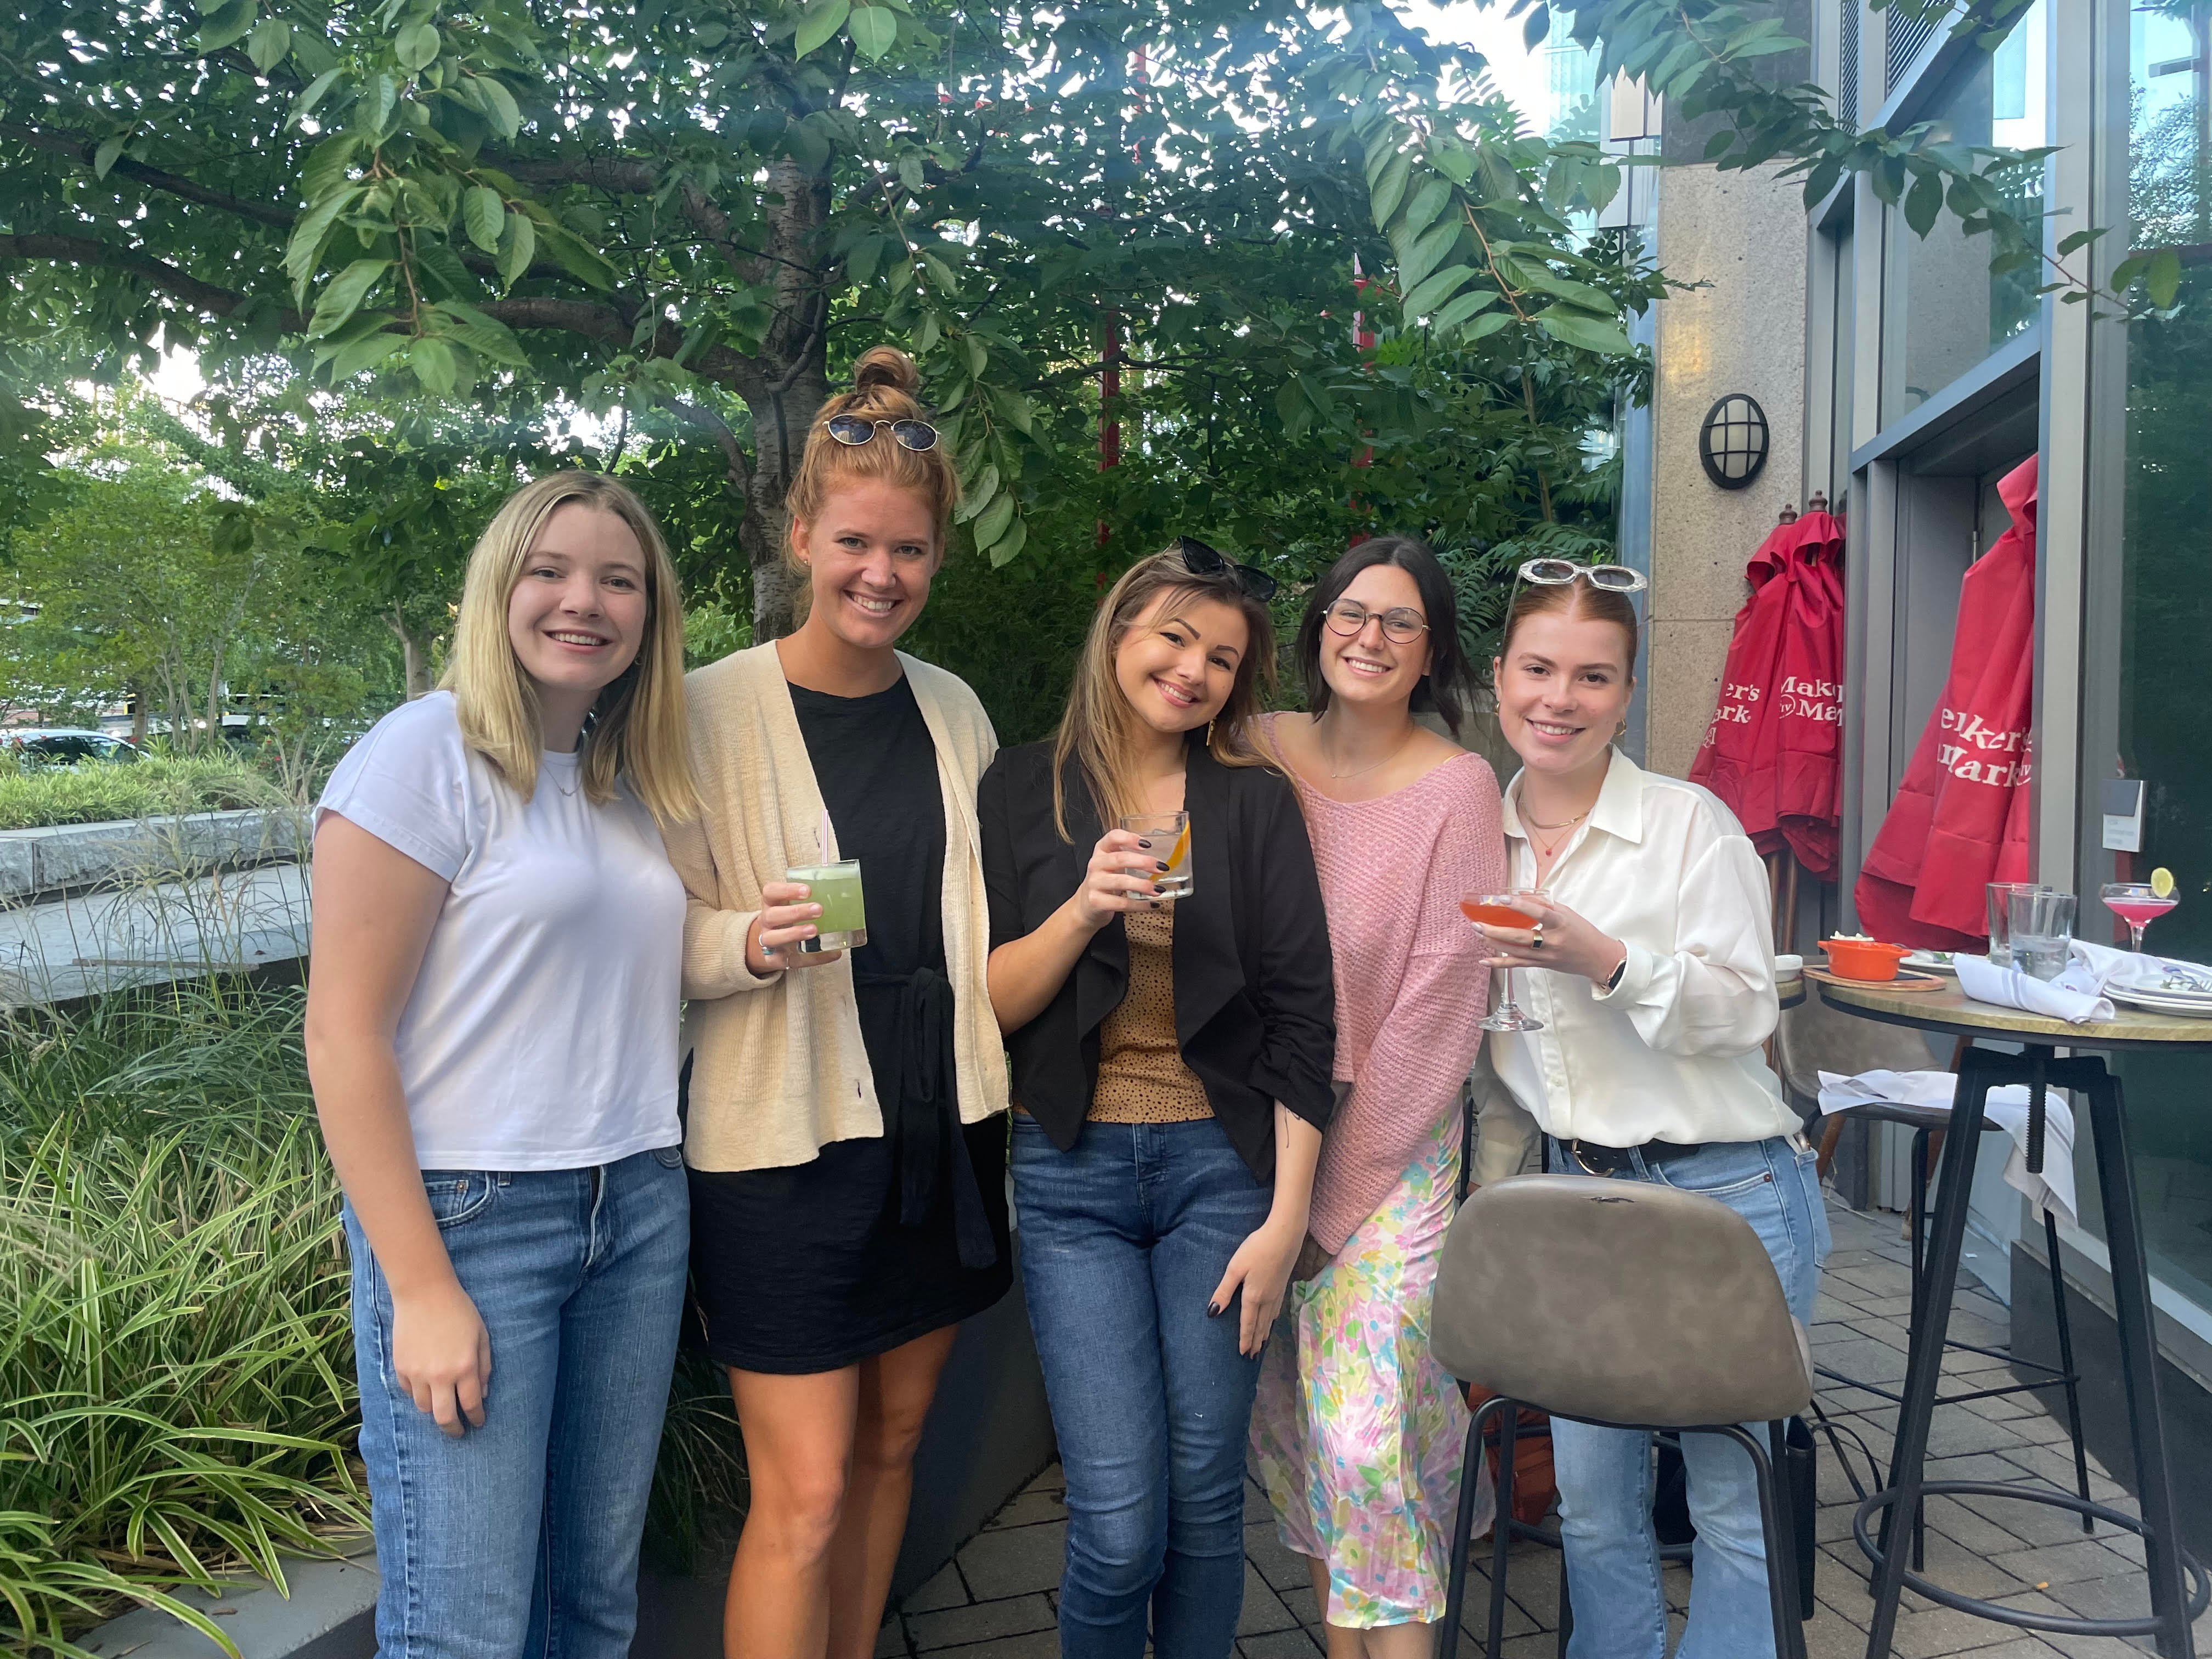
top-left (1814, 974), bottom-right (2212, 1050)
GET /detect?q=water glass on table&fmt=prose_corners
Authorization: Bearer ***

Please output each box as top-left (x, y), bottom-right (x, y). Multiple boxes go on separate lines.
top-left (1986, 881), bottom-right (2044, 968)
top-left (2006, 887), bottom-right (2076, 981)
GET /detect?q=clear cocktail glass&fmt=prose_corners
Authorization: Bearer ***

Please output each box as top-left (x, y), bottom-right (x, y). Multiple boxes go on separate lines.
top-left (1464, 889), bottom-right (1549, 1033)
top-left (2100, 881), bottom-right (2178, 955)
top-left (1121, 812), bottom-right (1193, 900)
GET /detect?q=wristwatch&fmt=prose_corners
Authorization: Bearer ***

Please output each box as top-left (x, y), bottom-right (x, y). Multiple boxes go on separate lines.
top-left (1601, 950), bottom-right (1628, 993)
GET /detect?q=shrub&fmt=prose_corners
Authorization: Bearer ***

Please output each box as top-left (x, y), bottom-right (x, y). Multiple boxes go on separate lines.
top-left (0, 754), bottom-right (286, 832)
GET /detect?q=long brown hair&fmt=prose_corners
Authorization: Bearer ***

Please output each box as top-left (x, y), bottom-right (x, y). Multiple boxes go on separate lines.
top-left (444, 471), bottom-right (699, 827)
top-left (783, 346), bottom-right (961, 620)
top-left (1051, 549), bottom-right (1278, 840)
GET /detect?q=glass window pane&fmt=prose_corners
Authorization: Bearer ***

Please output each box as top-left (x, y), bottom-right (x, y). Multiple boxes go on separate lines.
top-left (2083, 0), bottom-right (2212, 1310)
top-left (1878, 0), bottom-right (2049, 428)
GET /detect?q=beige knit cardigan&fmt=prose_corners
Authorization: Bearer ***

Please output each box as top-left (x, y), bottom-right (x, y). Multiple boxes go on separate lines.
top-left (666, 643), bottom-right (1011, 1173)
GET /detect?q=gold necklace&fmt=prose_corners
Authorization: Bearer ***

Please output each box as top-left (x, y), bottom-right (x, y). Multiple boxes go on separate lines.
top-left (1321, 724), bottom-right (1415, 781)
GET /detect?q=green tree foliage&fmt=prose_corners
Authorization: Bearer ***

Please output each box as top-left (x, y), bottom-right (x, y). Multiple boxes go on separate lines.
top-left (0, 0), bottom-right (1656, 656)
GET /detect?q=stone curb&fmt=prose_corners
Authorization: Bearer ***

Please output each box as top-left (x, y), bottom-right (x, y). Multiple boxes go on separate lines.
top-left (0, 808), bottom-right (306, 902)
top-left (77, 1543), bottom-right (377, 1659)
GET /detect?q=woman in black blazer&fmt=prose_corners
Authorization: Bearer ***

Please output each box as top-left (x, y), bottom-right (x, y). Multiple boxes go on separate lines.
top-left (979, 543), bottom-right (1335, 1659)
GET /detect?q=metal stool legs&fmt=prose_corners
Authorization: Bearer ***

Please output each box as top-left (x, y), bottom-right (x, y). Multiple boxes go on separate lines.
top-left (1440, 1396), bottom-right (1809, 1659)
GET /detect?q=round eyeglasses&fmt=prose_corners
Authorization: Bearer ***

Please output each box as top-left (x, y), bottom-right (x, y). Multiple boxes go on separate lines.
top-left (1322, 600), bottom-right (1429, 645)
top-left (1517, 557), bottom-right (1647, 592)
top-left (822, 415), bottom-right (940, 452)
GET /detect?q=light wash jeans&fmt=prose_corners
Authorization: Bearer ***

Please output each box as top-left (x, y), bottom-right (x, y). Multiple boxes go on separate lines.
top-left (1012, 1114), bottom-right (1276, 1659)
top-left (1545, 1134), bottom-right (1829, 1659)
top-left (344, 1147), bottom-right (689, 1659)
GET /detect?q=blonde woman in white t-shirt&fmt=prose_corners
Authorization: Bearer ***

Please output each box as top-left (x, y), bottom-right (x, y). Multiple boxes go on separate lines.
top-left (306, 471), bottom-right (698, 1659)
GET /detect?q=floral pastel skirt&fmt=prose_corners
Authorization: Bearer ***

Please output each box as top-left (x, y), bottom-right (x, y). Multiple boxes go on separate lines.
top-left (1249, 1112), bottom-right (1489, 1629)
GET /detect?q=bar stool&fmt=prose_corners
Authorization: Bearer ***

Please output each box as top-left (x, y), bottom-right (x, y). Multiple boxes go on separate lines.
top-left (1810, 1097), bottom-right (2092, 1572)
top-left (1430, 1175), bottom-right (1814, 1659)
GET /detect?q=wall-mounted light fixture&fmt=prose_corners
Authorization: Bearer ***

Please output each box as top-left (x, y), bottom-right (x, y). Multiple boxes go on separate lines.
top-left (1697, 394), bottom-right (1769, 490)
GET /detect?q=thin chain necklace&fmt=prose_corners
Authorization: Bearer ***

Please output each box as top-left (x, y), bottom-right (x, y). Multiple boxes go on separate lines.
top-left (1320, 721), bottom-right (1416, 781)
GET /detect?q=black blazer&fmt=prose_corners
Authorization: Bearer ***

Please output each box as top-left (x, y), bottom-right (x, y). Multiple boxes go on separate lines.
top-left (977, 734), bottom-right (1336, 1183)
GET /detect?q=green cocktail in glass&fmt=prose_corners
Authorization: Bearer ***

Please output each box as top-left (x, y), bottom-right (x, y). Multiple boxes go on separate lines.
top-left (786, 859), bottom-right (868, 953)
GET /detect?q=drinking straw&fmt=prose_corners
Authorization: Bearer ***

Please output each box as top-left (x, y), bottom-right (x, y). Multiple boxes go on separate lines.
top-left (819, 807), bottom-right (833, 861)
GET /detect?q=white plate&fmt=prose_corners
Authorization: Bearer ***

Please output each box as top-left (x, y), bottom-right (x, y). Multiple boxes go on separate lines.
top-left (2108, 987), bottom-right (2212, 1019)
top-left (1902, 952), bottom-right (1961, 975)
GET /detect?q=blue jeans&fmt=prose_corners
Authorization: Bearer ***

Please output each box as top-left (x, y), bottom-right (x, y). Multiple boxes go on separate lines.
top-left (1013, 1114), bottom-right (1276, 1659)
top-left (1545, 1134), bottom-right (1829, 1659)
top-left (345, 1147), bottom-right (690, 1659)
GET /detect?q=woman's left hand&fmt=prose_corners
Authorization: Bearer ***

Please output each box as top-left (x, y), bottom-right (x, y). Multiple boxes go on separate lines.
top-left (1476, 894), bottom-right (1628, 988)
top-left (1209, 1216), bottom-right (1303, 1357)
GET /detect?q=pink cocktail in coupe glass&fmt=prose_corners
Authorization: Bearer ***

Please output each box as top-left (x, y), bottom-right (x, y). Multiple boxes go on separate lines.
top-left (2101, 882), bottom-right (2178, 953)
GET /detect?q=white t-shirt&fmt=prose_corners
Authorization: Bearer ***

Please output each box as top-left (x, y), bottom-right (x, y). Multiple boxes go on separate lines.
top-left (315, 692), bottom-right (686, 1170)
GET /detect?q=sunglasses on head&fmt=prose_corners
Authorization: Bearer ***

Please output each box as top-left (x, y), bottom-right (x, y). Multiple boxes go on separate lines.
top-left (1176, 535), bottom-right (1278, 602)
top-left (822, 414), bottom-right (940, 452)
top-left (1516, 557), bottom-right (1647, 592)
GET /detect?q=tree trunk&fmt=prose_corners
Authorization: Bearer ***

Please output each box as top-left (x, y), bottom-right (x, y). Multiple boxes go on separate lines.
top-left (389, 604), bottom-right (432, 698)
top-left (128, 685), bottom-right (148, 746)
top-left (735, 154), bottom-right (834, 644)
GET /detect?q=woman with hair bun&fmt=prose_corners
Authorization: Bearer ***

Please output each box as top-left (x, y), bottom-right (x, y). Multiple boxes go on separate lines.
top-left (668, 346), bottom-right (1013, 1659)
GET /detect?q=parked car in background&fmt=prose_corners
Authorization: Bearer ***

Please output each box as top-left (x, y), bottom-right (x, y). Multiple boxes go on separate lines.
top-left (0, 729), bottom-right (144, 764)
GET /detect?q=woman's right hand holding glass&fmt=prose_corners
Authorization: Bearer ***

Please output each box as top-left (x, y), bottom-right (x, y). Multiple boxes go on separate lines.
top-left (747, 880), bottom-right (837, 969)
top-left (1069, 829), bottom-right (1166, 931)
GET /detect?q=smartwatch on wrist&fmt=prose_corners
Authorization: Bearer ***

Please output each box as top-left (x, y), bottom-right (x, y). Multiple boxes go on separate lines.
top-left (1601, 950), bottom-right (1628, 993)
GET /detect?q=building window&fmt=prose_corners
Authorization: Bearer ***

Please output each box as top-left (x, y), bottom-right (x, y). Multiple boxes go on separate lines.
top-left (1877, 0), bottom-right (2049, 429)
top-left (2080, 0), bottom-right (2212, 1311)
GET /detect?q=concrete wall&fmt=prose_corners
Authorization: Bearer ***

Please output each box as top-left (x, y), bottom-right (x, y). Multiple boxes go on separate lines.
top-left (1642, 163), bottom-right (1812, 780)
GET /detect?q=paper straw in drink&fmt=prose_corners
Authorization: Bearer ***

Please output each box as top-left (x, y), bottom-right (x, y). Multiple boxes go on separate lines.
top-left (786, 859), bottom-right (867, 953)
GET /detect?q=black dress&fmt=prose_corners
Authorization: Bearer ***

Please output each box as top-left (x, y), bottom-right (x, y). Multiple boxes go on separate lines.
top-left (686, 675), bottom-right (1012, 1375)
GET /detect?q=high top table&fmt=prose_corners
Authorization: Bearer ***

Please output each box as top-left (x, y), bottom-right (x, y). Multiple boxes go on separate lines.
top-left (1813, 975), bottom-right (2211, 1658)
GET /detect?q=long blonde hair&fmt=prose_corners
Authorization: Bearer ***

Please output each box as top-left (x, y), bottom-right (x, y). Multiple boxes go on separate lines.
top-left (784, 346), bottom-right (961, 621)
top-left (1051, 549), bottom-right (1278, 840)
top-left (443, 471), bottom-right (699, 827)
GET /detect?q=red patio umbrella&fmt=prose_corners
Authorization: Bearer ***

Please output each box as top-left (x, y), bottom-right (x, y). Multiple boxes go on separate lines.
top-left (1688, 518), bottom-right (1797, 852)
top-left (1853, 455), bottom-right (2037, 950)
top-left (1772, 506), bottom-right (1845, 878)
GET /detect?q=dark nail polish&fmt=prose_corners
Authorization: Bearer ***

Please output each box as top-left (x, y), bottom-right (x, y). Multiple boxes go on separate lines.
top-left (1138, 838), bottom-right (1154, 850)
top-left (1207, 1302), bottom-right (1223, 1317)
top-left (1156, 860), bottom-right (1171, 872)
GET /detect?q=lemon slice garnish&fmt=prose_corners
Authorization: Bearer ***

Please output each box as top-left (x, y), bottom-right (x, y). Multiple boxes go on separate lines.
top-left (2152, 866), bottom-right (2175, 899)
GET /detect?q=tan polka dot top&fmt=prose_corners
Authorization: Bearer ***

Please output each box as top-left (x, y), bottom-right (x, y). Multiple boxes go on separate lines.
top-left (1090, 905), bottom-right (1214, 1123)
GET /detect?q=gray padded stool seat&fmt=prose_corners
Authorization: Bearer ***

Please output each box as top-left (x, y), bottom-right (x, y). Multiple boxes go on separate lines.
top-left (1431, 1175), bottom-right (1815, 1659)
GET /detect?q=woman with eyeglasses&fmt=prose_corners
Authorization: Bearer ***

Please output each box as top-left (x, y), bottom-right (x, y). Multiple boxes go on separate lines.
top-left (666, 346), bottom-right (1013, 1659)
top-left (979, 541), bottom-right (1337, 1659)
top-left (1245, 536), bottom-right (1504, 1658)
top-left (1468, 561), bottom-right (1826, 1659)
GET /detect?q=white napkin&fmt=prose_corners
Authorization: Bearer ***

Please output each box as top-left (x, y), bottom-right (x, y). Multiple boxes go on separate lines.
top-left (1955, 952), bottom-right (2116, 1024)
top-left (1816, 1069), bottom-right (2078, 1228)
top-left (2067, 939), bottom-right (2212, 996)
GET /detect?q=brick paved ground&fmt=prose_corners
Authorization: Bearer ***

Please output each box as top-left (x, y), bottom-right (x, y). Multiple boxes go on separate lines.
top-left (881, 1197), bottom-right (2212, 1658)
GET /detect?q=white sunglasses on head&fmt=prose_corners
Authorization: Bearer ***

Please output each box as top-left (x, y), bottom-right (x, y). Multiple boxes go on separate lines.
top-left (1517, 557), bottom-right (1648, 593)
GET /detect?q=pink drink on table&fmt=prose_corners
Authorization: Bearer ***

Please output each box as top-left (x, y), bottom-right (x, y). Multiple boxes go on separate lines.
top-left (2100, 883), bottom-right (2178, 953)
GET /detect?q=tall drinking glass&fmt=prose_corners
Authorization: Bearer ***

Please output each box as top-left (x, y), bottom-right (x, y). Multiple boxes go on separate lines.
top-left (2006, 887), bottom-right (2076, 981)
top-left (1985, 881), bottom-right (2043, 969)
top-left (1463, 889), bottom-right (1549, 1033)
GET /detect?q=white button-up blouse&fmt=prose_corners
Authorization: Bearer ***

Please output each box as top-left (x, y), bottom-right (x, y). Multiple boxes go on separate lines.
top-left (1475, 749), bottom-right (1798, 1171)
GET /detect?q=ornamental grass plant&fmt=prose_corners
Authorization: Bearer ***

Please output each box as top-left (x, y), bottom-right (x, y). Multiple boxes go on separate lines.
top-left (0, 968), bottom-right (747, 1655)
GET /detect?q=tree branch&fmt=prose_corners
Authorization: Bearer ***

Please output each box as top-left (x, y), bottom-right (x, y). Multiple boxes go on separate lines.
top-left (0, 232), bottom-right (267, 317)
top-left (0, 122), bottom-right (295, 228)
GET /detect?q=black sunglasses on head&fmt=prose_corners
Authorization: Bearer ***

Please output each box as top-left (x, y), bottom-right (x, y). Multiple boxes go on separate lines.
top-left (1176, 535), bottom-right (1278, 602)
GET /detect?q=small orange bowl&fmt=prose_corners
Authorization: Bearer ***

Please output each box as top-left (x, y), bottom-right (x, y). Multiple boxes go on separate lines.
top-left (1821, 938), bottom-right (1913, 981)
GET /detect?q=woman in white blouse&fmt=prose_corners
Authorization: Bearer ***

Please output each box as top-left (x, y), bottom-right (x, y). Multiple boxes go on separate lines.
top-left (1468, 566), bottom-right (1827, 1659)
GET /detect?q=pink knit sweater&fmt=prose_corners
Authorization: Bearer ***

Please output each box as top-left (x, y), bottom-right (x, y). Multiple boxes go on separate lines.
top-left (1286, 741), bottom-right (1505, 1254)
